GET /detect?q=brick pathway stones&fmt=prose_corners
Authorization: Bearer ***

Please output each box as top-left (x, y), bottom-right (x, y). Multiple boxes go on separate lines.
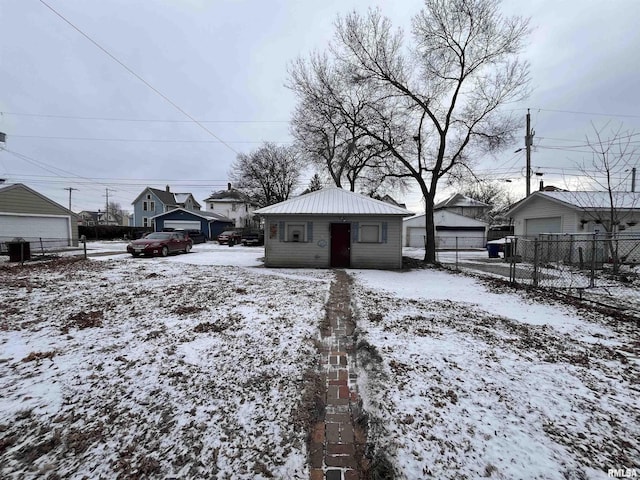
top-left (309, 270), bottom-right (367, 480)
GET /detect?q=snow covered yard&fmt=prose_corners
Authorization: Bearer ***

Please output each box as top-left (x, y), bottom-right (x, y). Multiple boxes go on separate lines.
top-left (2, 242), bottom-right (639, 480)
top-left (0, 246), bottom-right (333, 479)
top-left (351, 268), bottom-right (639, 479)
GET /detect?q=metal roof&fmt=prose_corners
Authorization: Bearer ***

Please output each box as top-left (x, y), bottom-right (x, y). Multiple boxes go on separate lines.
top-left (254, 187), bottom-right (413, 216)
top-left (507, 191), bottom-right (640, 216)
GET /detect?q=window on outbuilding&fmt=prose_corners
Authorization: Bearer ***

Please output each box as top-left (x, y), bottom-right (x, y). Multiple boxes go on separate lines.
top-left (359, 223), bottom-right (381, 243)
top-left (287, 223), bottom-right (306, 242)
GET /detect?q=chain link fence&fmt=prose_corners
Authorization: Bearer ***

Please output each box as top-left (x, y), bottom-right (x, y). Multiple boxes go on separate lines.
top-left (429, 233), bottom-right (640, 317)
top-left (0, 236), bottom-right (81, 264)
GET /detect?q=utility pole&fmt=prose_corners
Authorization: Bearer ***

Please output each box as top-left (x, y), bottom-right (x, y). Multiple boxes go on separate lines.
top-left (103, 188), bottom-right (115, 224)
top-left (64, 187), bottom-right (77, 212)
top-left (525, 109), bottom-right (535, 196)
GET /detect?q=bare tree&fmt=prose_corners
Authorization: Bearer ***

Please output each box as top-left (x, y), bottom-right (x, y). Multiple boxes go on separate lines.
top-left (457, 178), bottom-right (516, 221)
top-left (571, 123), bottom-right (640, 273)
top-left (291, 0), bottom-right (530, 262)
top-left (230, 142), bottom-right (301, 207)
top-left (289, 52), bottom-right (404, 194)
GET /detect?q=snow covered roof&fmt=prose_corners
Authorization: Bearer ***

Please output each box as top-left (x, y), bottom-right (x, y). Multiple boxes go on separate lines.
top-left (541, 191), bottom-right (640, 209)
top-left (173, 193), bottom-right (201, 207)
top-left (507, 191), bottom-right (640, 215)
top-left (434, 193), bottom-right (490, 210)
top-left (254, 187), bottom-right (413, 216)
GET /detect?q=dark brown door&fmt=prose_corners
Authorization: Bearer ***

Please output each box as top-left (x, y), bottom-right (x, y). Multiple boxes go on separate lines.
top-left (330, 223), bottom-right (351, 268)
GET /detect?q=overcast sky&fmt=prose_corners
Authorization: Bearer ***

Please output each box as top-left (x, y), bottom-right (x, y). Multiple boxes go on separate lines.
top-left (1, 0), bottom-right (639, 214)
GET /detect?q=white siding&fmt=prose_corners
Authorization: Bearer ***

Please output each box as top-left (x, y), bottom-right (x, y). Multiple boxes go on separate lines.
top-left (511, 196), bottom-right (578, 236)
top-left (263, 215), bottom-right (403, 269)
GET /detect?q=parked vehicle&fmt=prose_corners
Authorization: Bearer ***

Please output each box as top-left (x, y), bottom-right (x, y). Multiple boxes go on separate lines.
top-left (127, 232), bottom-right (193, 257)
top-left (217, 230), bottom-right (243, 245)
top-left (241, 230), bottom-right (264, 246)
top-left (176, 229), bottom-right (206, 244)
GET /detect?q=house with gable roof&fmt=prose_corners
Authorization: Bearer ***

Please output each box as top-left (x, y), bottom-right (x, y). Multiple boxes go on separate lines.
top-left (254, 187), bottom-right (413, 269)
top-left (203, 183), bottom-right (258, 228)
top-left (434, 193), bottom-right (491, 219)
top-left (131, 185), bottom-right (201, 228)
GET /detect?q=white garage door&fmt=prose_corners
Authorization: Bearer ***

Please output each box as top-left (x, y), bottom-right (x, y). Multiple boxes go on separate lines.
top-left (407, 227), bottom-right (426, 247)
top-left (163, 220), bottom-right (201, 231)
top-left (525, 217), bottom-right (562, 237)
top-left (0, 214), bottom-right (71, 248)
top-left (436, 230), bottom-right (486, 249)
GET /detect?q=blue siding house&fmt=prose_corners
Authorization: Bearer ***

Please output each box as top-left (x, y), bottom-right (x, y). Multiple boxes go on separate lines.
top-left (131, 186), bottom-right (201, 227)
top-left (151, 208), bottom-right (233, 240)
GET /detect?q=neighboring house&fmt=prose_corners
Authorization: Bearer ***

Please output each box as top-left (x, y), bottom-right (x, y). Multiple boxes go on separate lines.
top-left (77, 210), bottom-right (122, 226)
top-left (403, 211), bottom-right (488, 249)
top-left (434, 193), bottom-right (491, 219)
top-left (131, 186), bottom-right (200, 227)
top-left (0, 183), bottom-right (79, 249)
top-left (505, 191), bottom-right (640, 237)
top-left (204, 183), bottom-right (257, 228)
top-left (151, 208), bottom-right (234, 240)
top-left (254, 187), bottom-right (413, 269)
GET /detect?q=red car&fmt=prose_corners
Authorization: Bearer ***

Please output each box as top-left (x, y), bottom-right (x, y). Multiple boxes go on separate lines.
top-left (127, 232), bottom-right (193, 257)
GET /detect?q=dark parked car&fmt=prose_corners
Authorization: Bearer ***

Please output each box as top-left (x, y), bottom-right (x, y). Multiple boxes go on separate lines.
top-left (241, 231), bottom-right (264, 246)
top-left (127, 232), bottom-right (193, 257)
top-left (177, 229), bottom-right (206, 244)
top-left (217, 230), bottom-right (242, 245)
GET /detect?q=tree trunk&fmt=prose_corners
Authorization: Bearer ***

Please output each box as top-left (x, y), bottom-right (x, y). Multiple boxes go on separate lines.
top-left (423, 194), bottom-right (437, 263)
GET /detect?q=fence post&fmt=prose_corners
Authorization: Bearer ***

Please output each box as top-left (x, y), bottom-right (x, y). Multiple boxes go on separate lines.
top-left (590, 233), bottom-right (596, 288)
top-left (82, 236), bottom-right (87, 259)
top-left (533, 238), bottom-right (539, 287)
top-left (455, 236), bottom-right (459, 271)
top-left (39, 237), bottom-right (44, 256)
top-left (509, 237), bottom-right (517, 285)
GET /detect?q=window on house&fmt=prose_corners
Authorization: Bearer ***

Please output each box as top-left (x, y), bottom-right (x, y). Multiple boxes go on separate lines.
top-left (150, 201), bottom-right (155, 211)
top-left (287, 223), bottom-right (306, 242)
top-left (143, 201), bottom-right (148, 211)
top-left (359, 223), bottom-right (381, 243)
top-left (210, 203), bottom-right (215, 209)
top-left (232, 203), bottom-right (237, 211)
top-left (143, 217), bottom-right (149, 227)
top-left (146, 194), bottom-right (151, 200)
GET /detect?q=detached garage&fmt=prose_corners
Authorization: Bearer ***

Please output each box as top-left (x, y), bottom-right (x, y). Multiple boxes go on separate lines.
top-left (151, 208), bottom-right (234, 240)
top-left (0, 183), bottom-right (78, 250)
top-left (403, 210), bottom-right (488, 249)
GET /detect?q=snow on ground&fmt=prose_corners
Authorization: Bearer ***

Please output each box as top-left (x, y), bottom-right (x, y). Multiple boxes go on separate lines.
top-left (351, 267), bottom-right (639, 479)
top-left (0, 244), bottom-right (333, 479)
top-left (1, 242), bottom-right (638, 479)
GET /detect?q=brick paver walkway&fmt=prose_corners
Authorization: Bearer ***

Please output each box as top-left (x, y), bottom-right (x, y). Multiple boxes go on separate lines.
top-left (310, 270), bottom-right (367, 480)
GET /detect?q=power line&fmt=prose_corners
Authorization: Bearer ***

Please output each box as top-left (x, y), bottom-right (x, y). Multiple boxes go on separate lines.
top-left (1, 111), bottom-right (289, 124)
top-left (10, 135), bottom-right (292, 144)
top-left (534, 108), bottom-right (640, 119)
top-left (38, 0), bottom-right (240, 155)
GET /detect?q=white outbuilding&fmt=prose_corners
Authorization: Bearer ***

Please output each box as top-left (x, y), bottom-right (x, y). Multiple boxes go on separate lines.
top-left (254, 188), bottom-right (413, 269)
top-left (403, 210), bottom-right (488, 249)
